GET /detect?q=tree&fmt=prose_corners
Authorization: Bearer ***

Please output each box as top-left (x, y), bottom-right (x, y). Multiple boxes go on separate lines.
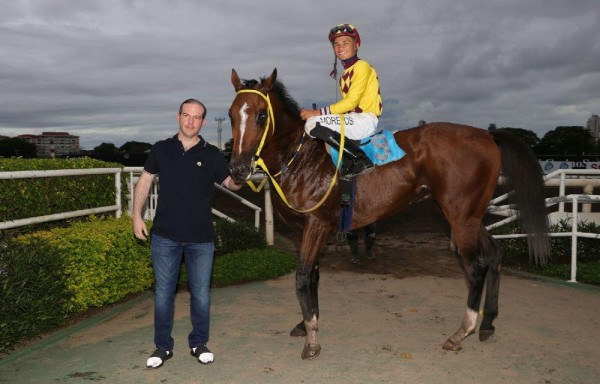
top-left (223, 138), bottom-right (234, 152)
top-left (92, 142), bottom-right (119, 154)
top-left (119, 141), bottom-right (152, 166)
top-left (535, 126), bottom-right (595, 156)
top-left (496, 127), bottom-right (540, 149)
top-left (119, 141), bottom-right (152, 155)
top-left (90, 142), bottom-right (120, 162)
top-left (221, 138), bottom-right (234, 162)
top-left (0, 137), bottom-right (37, 158)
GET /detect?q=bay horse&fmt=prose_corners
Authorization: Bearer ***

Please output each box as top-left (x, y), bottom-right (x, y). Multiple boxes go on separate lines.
top-left (228, 68), bottom-right (550, 360)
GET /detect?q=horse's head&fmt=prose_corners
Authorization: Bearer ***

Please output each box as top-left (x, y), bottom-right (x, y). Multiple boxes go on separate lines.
top-left (228, 68), bottom-right (278, 183)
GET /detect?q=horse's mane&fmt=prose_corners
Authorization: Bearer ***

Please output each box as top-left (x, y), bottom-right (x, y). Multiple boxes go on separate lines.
top-left (241, 78), bottom-right (301, 118)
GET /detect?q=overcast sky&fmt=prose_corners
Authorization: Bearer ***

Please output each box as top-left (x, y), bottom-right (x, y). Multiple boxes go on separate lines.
top-left (1, 0), bottom-right (598, 150)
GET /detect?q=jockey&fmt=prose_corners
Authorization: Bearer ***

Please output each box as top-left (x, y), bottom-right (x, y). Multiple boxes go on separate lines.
top-left (300, 23), bottom-right (383, 177)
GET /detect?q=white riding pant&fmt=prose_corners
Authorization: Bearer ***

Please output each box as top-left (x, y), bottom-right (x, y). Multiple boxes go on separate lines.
top-left (304, 112), bottom-right (379, 140)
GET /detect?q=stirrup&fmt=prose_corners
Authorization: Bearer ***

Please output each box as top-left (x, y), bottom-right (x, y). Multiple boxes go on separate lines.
top-left (341, 158), bottom-right (374, 179)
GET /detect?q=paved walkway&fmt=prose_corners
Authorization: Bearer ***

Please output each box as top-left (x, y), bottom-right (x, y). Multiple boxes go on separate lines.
top-left (1, 271), bottom-right (599, 384)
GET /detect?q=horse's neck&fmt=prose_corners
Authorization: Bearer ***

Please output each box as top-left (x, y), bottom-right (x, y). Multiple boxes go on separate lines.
top-left (263, 118), bottom-right (314, 172)
top-left (262, 118), bottom-right (336, 211)
top-left (268, 124), bottom-right (302, 162)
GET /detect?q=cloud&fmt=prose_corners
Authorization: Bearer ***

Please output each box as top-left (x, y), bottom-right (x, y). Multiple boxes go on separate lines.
top-left (1, 0), bottom-right (598, 150)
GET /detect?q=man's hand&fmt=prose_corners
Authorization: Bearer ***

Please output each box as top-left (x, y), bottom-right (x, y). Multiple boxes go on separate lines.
top-left (132, 171), bottom-right (154, 241)
top-left (133, 216), bottom-right (149, 240)
top-left (223, 175), bottom-right (242, 191)
top-left (300, 109), bottom-right (321, 120)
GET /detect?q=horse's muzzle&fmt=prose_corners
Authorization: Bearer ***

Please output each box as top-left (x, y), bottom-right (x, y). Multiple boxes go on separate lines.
top-left (229, 161), bottom-right (254, 184)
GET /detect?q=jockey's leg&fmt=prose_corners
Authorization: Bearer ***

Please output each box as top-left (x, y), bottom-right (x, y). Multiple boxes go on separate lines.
top-left (310, 124), bottom-right (373, 177)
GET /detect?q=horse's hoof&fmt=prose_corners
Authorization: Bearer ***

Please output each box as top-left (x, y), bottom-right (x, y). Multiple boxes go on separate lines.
top-left (301, 343), bottom-right (321, 360)
top-left (479, 326), bottom-right (495, 342)
top-left (290, 322), bottom-right (307, 337)
top-left (442, 338), bottom-right (463, 351)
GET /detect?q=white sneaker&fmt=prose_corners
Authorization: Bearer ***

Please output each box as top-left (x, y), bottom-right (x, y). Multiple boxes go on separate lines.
top-left (191, 345), bottom-right (214, 364)
top-left (146, 348), bottom-right (172, 368)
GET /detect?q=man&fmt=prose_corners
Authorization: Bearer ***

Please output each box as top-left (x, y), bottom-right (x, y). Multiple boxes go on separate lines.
top-left (133, 99), bottom-right (241, 369)
top-left (300, 23), bottom-right (383, 177)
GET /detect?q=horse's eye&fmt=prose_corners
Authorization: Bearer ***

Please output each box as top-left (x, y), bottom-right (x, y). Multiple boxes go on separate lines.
top-left (256, 111), bottom-right (268, 126)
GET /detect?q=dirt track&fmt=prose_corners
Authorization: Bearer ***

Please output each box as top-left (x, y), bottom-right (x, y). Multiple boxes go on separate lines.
top-left (1, 192), bottom-right (599, 383)
top-left (2, 266), bottom-right (598, 383)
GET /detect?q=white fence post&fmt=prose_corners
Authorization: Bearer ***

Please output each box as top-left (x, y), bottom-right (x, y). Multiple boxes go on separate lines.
top-left (570, 196), bottom-right (579, 283)
top-left (115, 170), bottom-right (122, 219)
top-left (264, 181), bottom-right (274, 245)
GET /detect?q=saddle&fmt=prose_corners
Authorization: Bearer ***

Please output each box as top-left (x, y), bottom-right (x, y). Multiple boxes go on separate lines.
top-left (328, 129), bottom-right (405, 168)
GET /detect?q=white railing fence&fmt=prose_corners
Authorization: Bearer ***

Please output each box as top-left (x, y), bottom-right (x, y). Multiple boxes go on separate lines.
top-left (0, 168), bottom-right (122, 230)
top-left (0, 167), bottom-right (273, 245)
top-left (124, 168), bottom-right (241, 222)
top-left (4, 166), bottom-right (598, 280)
top-left (487, 168), bottom-right (600, 283)
top-left (122, 167), bottom-right (266, 235)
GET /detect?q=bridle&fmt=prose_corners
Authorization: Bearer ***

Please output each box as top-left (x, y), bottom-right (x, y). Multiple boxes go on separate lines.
top-left (235, 89), bottom-right (347, 213)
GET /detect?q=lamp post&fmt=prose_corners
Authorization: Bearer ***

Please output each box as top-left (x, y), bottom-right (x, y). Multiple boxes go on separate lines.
top-left (215, 117), bottom-right (226, 150)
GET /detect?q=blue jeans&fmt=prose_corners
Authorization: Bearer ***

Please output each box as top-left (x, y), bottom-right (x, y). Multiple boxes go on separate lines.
top-left (151, 234), bottom-right (215, 351)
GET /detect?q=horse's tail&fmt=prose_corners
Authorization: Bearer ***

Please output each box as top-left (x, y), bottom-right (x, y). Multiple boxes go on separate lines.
top-left (491, 131), bottom-right (550, 266)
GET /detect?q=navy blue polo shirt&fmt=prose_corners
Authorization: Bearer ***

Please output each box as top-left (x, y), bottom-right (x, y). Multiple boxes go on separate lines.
top-left (144, 135), bottom-right (229, 243)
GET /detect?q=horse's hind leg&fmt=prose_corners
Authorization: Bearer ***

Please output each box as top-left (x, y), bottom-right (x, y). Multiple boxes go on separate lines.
top-left (479, 231), bottom-right (502, 342)
top-left (443, 226), bottom-right (498, 351)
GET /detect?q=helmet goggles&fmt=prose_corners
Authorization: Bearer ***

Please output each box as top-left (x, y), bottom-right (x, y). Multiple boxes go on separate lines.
top-left (330, 24), bottom-right (356, 35)
top-left (328, 23), bottom-right (361, 46)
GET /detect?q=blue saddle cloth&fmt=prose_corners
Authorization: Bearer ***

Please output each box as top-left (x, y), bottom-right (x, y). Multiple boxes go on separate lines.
top-left (329, 129), bottom-right (406, 166)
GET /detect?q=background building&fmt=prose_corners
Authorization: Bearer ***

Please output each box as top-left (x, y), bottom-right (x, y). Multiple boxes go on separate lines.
top-left (17, 132), bottom-right (80, 157)
top-left (586, 114), bottom-right (600, 142)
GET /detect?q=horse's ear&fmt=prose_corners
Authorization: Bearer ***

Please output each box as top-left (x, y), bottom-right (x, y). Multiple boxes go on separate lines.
top-left (260, 68), bottom-right (277, 93)
top-left (231, 69), bottom-right (242, 92)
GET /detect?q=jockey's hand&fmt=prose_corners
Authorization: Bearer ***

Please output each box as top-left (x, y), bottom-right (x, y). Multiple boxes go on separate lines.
top-left (300, 109), bottom-right (320, 120)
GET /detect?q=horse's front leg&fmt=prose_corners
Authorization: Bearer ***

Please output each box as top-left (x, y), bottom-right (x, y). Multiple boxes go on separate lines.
top-left (295, 217), bottom-right (331, 360)
top-left (296, 264), bottom-right (320, 359)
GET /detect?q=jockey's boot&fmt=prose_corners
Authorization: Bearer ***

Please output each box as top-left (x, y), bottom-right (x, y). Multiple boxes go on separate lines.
top-left (311, 124), bottom-right (373, 178)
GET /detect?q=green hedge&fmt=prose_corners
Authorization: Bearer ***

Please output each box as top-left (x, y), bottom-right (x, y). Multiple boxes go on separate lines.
top-left (212, 247), bottom-right (297, 286)
top-left (1, 216), bottom-right (296, 354)
top-left (12, 216), bottom-right (153, 314)
top-left (214, 219), bottom-right (266, 255)
top-left (0, 239), bottom-right (70, 353)
top-left (0, 158), bottom-right (122, 222)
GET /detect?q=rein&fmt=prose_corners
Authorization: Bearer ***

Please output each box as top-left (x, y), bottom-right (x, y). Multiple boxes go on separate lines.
top-left (236, 89), bottom-right (346, 213)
